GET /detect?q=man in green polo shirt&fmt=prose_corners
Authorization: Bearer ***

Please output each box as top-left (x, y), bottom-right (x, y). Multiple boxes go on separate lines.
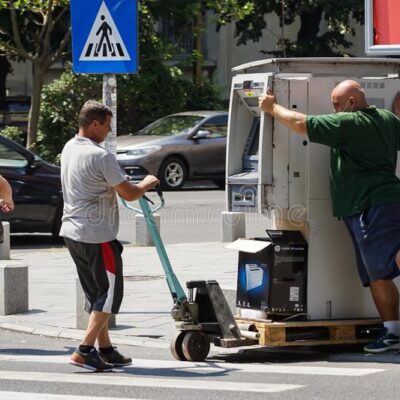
top-left (259, 80), bottom-right (400, 353)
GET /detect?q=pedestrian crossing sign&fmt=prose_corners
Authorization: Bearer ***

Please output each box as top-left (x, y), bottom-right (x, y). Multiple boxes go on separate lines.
top-left (71, 0), bottom-right (138, 73)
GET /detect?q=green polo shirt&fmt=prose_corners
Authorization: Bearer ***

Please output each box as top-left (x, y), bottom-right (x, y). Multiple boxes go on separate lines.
top-left (306, 107), bottom-right (400, 217)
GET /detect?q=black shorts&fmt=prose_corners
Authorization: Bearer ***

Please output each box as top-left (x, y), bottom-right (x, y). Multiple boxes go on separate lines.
top-left (343, 203), bottom-right (400, 287)
top-left (64, 237), bottom-right (124, 314)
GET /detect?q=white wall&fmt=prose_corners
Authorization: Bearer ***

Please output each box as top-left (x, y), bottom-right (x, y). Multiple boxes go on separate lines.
top-left (6, 60), bottom-right (32, 96)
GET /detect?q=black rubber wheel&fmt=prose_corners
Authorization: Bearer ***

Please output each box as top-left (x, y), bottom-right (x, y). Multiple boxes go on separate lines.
top-left (159, 157), bottom-right (187, 190)
top-left (182, 331), bottom-right (210, 362)
top-left (170, 331), bottom-right (187, 361)
top-left (51, 203), bottom-right (63, 238)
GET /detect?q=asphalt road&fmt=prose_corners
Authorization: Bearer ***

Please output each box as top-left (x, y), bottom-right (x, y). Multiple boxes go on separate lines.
top-left (10, 185), bottom-right (270, 249)
top-left (0, 329), bottom-right (399, 400)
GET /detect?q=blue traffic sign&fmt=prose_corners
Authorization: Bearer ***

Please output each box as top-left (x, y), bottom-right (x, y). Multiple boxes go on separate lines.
top-left (71, 0), bottom-right (138, 73)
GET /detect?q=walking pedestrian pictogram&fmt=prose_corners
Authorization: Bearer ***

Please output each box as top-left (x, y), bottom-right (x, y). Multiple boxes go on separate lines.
top-left (71, 0), bottom-right (138, 73)
top-left (80, 1), bottom-right (130, 61)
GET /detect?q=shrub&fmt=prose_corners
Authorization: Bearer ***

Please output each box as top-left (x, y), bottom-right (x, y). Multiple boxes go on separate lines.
top-left (37, 66), bottom-right (224, 162)
top-left (181, 79), bottom-right (224, 111)
top-left (0, 125), bottom-right (26, 146)
top-left (36, 72), bottom-right (102, 163)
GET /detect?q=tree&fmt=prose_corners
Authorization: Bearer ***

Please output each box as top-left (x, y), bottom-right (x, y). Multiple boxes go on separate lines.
top-left (145, 0), bottom-right (254, 81)
top-left (0, 53), bottom-right (11, 98)
top-left (0, 0), bottom-right (251, 149)
top-left (221, 0), bottom-right (364, 57)
top-left (0, 0), bottom-right (70, 148)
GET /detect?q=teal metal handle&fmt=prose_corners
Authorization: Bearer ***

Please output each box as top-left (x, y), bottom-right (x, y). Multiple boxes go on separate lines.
top-left (120, 192), bottom-right (187, 303)
top-left (120, 195), bottom-right (165, 214)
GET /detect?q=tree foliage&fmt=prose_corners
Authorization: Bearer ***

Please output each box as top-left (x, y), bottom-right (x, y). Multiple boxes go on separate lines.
top-left (220, 0), bottom-right (364, 56)
top-left (36, 66), bottom-right (223, 163)
top-left (0, 0), bottom-right (71, 148)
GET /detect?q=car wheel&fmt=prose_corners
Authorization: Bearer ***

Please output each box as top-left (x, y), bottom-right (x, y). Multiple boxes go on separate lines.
top-left (52, 203), bottom-right (63, 239)
top-left (159, 157), bottom-right (187, 190)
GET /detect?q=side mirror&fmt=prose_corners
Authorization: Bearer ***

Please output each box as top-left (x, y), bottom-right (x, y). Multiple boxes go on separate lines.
top-left (23, 152), bottom-right (36, 172)
top-left (191, 129), bottom-right (211, 140)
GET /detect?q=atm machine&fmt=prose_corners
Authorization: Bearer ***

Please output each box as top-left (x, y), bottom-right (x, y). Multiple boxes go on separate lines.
top-left (226, 58), bottom-right (400, 319)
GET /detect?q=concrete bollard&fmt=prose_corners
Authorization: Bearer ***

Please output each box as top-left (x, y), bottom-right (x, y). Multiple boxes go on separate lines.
top-left (0, 261), bottom-right (29, 315)
top-left (0, 222), bottom-right (11, 260)
top-left (135, 213), bottom-right (160, 246)
top-left (76, 277), bottom-right (116, 329)
top-left (221, 211), bottom-right (246, 242)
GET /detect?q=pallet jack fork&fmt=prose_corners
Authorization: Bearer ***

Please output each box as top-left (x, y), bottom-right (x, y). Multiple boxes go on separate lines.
top-left (121, 189), bottom-right (255, 361)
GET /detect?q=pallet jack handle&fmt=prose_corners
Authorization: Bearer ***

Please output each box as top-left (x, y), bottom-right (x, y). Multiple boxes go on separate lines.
top-left (120, 187), bottom-right (188, 304)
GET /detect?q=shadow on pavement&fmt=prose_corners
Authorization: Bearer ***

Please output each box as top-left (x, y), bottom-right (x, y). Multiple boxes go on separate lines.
top-left (10, 234), bottom-right (65, 250)
top-left (0, 347), bottom-right (75, 356)
top-left (211, 344), bottom-right (400, 364)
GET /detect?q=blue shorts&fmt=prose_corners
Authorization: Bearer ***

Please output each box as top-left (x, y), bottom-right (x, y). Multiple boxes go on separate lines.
top-left (343, 203), bottom-right (400, 287)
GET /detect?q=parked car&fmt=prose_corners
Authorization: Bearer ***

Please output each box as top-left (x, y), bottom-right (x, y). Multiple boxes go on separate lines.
top-left (0, 135), bottom-right (62, 236)
top-left (116, 111), bottom-right (229, 190)
top-left (0, 96), bottom-right (30, 133)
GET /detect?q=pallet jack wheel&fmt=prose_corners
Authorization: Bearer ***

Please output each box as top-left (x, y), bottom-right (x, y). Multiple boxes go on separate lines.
top-left (170, 331), bottom-right (187, 361)
top-left (182, 331), bottom-right (210, 362)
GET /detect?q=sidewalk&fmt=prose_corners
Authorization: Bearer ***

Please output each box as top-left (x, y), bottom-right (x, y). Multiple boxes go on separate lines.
top-left (0, 242), bottom-right (238, 349)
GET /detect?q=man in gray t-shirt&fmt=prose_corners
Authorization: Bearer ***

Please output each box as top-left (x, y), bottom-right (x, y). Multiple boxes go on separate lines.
top-left (61, 100), bottom-right (159, 372)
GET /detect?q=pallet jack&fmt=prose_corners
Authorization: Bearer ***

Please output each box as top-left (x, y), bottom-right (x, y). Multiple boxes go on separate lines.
top-left (121, 189), bottom-right (257, 361)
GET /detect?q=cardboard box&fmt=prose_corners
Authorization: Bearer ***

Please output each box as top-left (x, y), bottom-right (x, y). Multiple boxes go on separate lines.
top-left (227, 230), bottom-right (308, 318)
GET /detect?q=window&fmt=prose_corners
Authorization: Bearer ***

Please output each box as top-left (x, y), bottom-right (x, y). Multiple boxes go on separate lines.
top-left (201, 115), bottom-right (228, 138)
top-left (0, 142), bottom-right (28, 168)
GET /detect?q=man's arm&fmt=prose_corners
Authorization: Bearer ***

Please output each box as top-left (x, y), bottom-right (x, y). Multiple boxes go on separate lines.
top-left (259, 88), bottom-right (308, 135)
top-left (0, 175), bottom-right (14, 213)
top-left (115, 175), bottom-right (160, 202)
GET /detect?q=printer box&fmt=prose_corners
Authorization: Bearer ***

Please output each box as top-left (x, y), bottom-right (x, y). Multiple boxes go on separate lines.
top-left (227, 230), bottom-right (308, 317)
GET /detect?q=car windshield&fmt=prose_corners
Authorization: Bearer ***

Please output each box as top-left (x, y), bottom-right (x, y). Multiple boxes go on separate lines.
top-left (137, 115), bottom-right (204, 136)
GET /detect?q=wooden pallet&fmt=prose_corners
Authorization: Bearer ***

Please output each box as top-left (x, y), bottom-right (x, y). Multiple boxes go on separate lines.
top-left (236, 317), bottom-right (383, 347)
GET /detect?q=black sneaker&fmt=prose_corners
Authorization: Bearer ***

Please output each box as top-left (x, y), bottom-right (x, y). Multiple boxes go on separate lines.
top-left (364, 328), bottom-right (400, 353)
top-left (70, 348), bottom-right (114, 372)
top-left (99, 347), bottom-right (132, 367)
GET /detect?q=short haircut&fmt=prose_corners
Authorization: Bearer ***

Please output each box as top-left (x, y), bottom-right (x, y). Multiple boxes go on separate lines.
top-left (78, 100), bottom-right (113, 128)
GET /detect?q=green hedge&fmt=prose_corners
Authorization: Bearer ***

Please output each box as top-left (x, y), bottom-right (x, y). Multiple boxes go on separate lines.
top-left (36, 66), bottom-right (224, 163)
top-left (0, 125), bottom-right (25, 146)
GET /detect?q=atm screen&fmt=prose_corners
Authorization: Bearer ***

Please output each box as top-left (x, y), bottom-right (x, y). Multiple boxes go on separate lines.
top-left (247, 118), bottom-right (260, 156)
top-left (241, 118), bottom-right (260, 172)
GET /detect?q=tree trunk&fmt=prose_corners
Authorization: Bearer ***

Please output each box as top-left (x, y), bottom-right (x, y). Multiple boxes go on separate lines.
top-left (0, 56), bottom-right (11, 99)
top-left (194, 11), bottom-right (203, 83)
top-left (27, 62), bottom-right (45, 149)
top-left (297, 7), bottom-right (323, 42)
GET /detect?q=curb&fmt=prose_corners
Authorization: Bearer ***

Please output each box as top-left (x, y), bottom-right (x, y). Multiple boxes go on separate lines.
top-left (0, 322), bottom-right (170, 350)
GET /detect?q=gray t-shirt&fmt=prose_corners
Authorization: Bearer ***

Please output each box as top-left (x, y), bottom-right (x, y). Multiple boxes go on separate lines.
top-left (60, 135), bottom-right (125, 243)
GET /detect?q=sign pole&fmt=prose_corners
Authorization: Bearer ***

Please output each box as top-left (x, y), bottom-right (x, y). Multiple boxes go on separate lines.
top-left (103, 74), bottom-right (117, 156)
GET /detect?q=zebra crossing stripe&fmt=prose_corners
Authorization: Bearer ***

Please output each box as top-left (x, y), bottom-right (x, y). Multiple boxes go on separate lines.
top-left (0, 392), bottom-right (149, 400)
top-left (0, 371), bottom-right (303, 393)
top-left (0, 354), bottom-right (385, 377)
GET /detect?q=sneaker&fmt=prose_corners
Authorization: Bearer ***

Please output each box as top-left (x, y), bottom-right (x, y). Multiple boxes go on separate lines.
top-left (364, 328), bottom-right (400, 353)
top-left (99, 347), bottom-right (132, 367)
top-left (70, 348), bottom-right (114, 372)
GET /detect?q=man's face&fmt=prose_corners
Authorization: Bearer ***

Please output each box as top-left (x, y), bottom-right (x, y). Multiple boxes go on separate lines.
top-left (91, 115), bottom-right (112, 143)
top-left (331, 91), bottom-right (354, 113)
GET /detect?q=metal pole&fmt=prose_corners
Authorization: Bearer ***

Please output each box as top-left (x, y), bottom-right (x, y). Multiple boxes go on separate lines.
top-left (281, 0), bottom-right (286, 58)
top-left (102, 73), bottom-right (117, 156)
